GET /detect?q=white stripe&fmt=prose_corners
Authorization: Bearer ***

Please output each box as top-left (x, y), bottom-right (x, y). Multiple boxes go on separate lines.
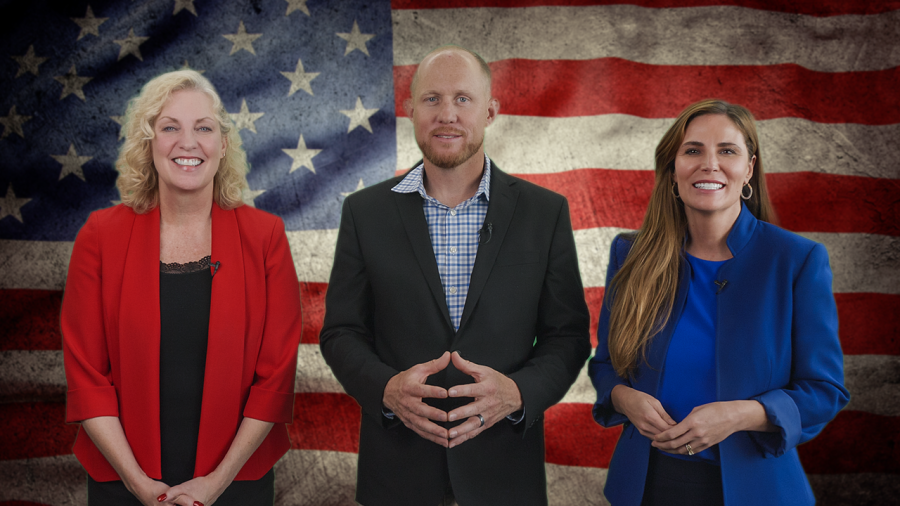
top-left (562, 354), bottom-right (900, 417)
top-left (2, 231), bottom-right (898, 294)
top-left (295, 343), bottom-right (345, 394)
top-left (285, 228), bottom-right (339, 284)
top-left (393, 5), bottom-right (900, 72)
top-left (0, 454), bottom-right (86, 505)
top-left (4, 350), bottom-right (896, 416)
top-left (3, 453), bottom-right (897, 505)
top-left (0, 239), bottom-right (73, 290)
top-left (397, 115), bottom-right (900, 180)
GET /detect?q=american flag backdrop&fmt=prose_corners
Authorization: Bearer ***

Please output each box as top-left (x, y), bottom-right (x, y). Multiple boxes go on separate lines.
top-left (1, 0), bottom-right (898, 504)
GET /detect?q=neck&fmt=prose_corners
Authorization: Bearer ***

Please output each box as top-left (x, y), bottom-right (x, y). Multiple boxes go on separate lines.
top-left (422, 151), bottom-right (485, 208)
top-left (158, 185), bottom-right (214, 227)
top-left (684, 203), bottom-right (742, 261)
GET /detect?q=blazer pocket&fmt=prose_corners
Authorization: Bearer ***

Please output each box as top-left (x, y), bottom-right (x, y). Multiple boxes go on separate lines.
top-left (498, 250), bottom-right (540, 266)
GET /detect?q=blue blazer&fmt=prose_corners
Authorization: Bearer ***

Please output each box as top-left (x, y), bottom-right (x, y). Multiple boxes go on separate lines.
top-left (589, 203), bottom-right (850, 506)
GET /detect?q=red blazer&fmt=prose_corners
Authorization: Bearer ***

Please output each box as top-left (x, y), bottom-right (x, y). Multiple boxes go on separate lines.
top-left (61, 203), bottom-right (302, 481)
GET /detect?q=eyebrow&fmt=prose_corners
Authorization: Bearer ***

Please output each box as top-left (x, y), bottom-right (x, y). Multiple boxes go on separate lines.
top-left (680, 141), bottom-right (741, 148)
top-left (157, 116), bottom-right (216, 123)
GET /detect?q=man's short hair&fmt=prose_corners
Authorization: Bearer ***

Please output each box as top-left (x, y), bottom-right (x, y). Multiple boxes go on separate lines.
top-left (410, 44), bottom-right (492, 95)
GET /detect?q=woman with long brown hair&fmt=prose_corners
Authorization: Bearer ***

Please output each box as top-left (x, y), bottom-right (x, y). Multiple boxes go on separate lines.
top-left (589, 99), bottom-right (849, 505)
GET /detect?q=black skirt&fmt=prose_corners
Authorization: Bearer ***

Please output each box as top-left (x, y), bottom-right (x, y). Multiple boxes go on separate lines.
top-left (640, 450), bottom-right (724, 506)
top-left (88, 261), bottom-right (273, 505)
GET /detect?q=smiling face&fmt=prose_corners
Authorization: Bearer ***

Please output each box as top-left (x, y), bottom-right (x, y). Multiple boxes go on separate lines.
top-left (151, 89), bottom-right (226, 199)
top-left (673, 113), bottom-right (755, 224)
top-left (404, 49), bottom-right (498, 170)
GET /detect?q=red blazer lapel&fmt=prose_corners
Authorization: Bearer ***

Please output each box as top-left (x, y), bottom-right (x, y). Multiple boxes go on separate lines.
top-left (195, 203), bottom-right (246, 474)
top-left (118, 206), bottom-right (162, 477)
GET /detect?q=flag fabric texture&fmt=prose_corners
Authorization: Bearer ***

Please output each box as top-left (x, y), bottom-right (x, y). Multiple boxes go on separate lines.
top-left (1, 0), bottom-right (898, 505)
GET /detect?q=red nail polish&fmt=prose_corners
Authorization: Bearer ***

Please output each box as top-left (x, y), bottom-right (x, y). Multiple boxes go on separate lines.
top-left (194, 502), bottom-right (204, 506)
top-left (157, 494), bottom-right (167, 502)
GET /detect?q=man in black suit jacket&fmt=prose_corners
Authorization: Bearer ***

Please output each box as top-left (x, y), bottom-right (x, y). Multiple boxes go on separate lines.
top-left (320, 45), bottom-right (591, 506)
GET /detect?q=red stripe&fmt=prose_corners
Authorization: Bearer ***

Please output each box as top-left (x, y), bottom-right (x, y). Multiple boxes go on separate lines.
top-left (514, 170), bottom-right (900, 236)
top-left (391, 0), bottom-right (900, 16)
top-left (545, 402), bottom-right (621, 468)
top-left (835, 293), bottom-right (900, 355)
top-left (300, 282), bottom-right (327, 344)
top-left (4, 395), bottom-right (898, 475)
top-left (0, 402), bottom-right (75, 460)
top-left (0, 290), bottom-right (62, 351)
top-left (394, 60), bottom-right (900, 124)
top-left (585, 286), bottom-right (605, 349)
top-left (289, 393), bottom-right (361, 453)
top-left (0, 502), bottom-right (51, 506)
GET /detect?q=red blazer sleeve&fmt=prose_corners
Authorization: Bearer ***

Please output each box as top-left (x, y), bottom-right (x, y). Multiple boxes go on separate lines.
top-left (242, 216), bottom-right (302, 423)
top-left (62, 213), bottom-right (119, 422)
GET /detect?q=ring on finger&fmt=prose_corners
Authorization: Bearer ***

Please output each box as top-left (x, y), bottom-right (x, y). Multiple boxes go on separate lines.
top-left (476, 414), bottom-right (485, 428)
top-left (685, 443), bottom-right (694, 456)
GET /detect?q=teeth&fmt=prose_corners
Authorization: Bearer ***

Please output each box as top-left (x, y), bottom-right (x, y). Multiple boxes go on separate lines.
top-left (174, 158), bottom-right (202, 166)
top-left (694, 182), bottom-right (724, 190)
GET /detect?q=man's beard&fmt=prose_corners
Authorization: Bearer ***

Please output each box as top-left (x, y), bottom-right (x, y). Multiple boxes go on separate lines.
top-left (418, 130), bottom-right (484, 169)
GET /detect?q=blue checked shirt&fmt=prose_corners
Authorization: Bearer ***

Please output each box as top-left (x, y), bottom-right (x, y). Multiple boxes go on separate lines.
top-left (392, 155), bottom-right (491, 331)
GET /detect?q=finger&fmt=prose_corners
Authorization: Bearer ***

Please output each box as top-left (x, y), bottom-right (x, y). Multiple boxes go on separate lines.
top-left (405, 402), bottom-right (450, 423)
top-left (406, 383), bottom-right (448, 400)
top-left (449, 415), bottom-right (483, 438)
top-left (406, 420), bottom-right (449, 447)
top-left (447, 399), bottom-right (483, 422)
top-left (655, 404), bottom-right (677, 426)
top-left (451, 351), bottom-right (484, 378)
top-left (419, 351), bottom-right (451, 375)
top-left (404, 414), bottom-right (450, 439)
top-left (447, 381), bottom-right (488, 399)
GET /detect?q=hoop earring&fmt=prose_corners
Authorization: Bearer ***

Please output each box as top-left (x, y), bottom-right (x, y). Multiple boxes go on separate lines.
top-left (672, 181), bottom-right (680, 199)
top-left (741, 182), bottom-right (753, 200)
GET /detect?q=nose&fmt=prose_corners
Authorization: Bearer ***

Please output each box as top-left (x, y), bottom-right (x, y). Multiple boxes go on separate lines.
top-left (702, 150), bottom-right (719, 171)
top-left (177, 128), bottom-right (198, 150)
top-left (436, 100), bottom-right (457, 123)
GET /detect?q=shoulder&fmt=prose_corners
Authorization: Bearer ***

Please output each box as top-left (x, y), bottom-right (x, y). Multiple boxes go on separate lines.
top-left (494, 167), bottom-right (567, 207)
top-left (610, 232), bottom-right (638, 269)
top-left (233, 203), bottom-right (282, 228)
top-left (753, 221), bottom-right (823, 260)
top-left (343, 174), bottom-right (406, 209)
top-left (85, 203), bottom-right (137, 229)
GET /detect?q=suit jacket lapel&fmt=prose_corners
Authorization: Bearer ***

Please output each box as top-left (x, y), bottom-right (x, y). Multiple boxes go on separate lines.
top-left (394, 190), bottom-right (453, 330)
top-left (196, 203), bottom-right (246, 473)
top-left (118, 207), bottom-right (162, 469)
top-left (458, 167), bottom-right (519, 331)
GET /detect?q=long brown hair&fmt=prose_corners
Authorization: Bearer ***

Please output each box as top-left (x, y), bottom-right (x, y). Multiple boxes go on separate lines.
top-left (606, 99), bottom-right (776, 378)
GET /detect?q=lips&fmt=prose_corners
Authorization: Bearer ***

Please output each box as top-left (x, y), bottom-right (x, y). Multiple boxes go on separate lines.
top-left (173, 157), bottom-right (203, 167)
top-left (431, 129), bottom-right (464, 140)
top-left (693, 182), bottom-right (725, 190)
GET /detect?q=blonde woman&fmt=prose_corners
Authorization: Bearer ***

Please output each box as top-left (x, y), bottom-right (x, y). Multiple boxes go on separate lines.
top-left (61, 70), bottom-right (302, 506)
top-left (589, 99), bottom-right (849, 506)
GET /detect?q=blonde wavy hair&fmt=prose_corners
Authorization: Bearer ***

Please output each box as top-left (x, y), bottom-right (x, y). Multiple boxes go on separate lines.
top-left (607, 99), bottom-right (776, 378)
top-left (115, 70), bottom-right (248, 213)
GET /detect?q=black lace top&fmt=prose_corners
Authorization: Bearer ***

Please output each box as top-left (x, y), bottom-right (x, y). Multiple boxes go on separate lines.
top-left (160, 255), bottom-right (211, 274)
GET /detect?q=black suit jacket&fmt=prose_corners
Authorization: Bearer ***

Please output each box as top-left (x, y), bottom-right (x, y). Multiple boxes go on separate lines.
top-left (320, 164), bottom-right (591, 506)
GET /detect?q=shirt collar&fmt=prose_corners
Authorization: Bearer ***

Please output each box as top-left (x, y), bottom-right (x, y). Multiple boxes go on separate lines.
top-left (392, 154), bottom-right (492, 203)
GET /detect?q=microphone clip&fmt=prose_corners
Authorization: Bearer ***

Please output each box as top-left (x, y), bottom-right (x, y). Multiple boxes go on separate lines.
top-left (714, 279), bottom-right (728, 294)
top-left (479, 222), bottom-right (492, 244)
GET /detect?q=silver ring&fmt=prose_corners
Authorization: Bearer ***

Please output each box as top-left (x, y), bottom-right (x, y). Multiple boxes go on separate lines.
top-left (685, 443), bottom-right (694, 456)
top-left (476, 414), bottom-right (485, 428)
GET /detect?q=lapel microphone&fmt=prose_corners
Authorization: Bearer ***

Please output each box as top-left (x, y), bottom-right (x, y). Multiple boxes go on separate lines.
top-left (212, 261), bottom-right (221, 277)
top-left (479, 223), bottom-right (492, 244)
top-left (714, 279), bottom-right (728, 294)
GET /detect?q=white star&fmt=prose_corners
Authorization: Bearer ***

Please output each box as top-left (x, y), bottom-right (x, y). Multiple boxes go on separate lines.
top-left (0, 184), bottom-right (31, 223)
top-left (285, 0), bottom-right (310, 16)
top-left (11, 45), bottom-right (48, 78)
top-left (341, 178), bottom-right (366, 197)
top-left (173, 0), bottom-right (197, 16)
top-left (54, 65), bottom-right (93, 101)
top-left (0, 106), bottom-right (32, 140)
top-left (229, 99), bottom-right (265, 134)
top-left (71, 5), bottom-right (108, 41)
top-left (243, 187), bottom-right (266, 207)
top-left (282, 134), bottom-right (322, 174)
top-left (280, 58), bottom-right (319, 97)
top-left (51, 144), bottom-right (93, 181)
top-left (114, 28), bottom-right (150, 61)
top-left (180, 60), bottom-right (205, 74)
top-left (110, 116), bottom-right (126, 140)
top-left (222, 21), bottom-right (262, 56)
top-left (336, 20), bottom-right (375, 57)
top-left (340, 97), bottom-right (379, 134)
